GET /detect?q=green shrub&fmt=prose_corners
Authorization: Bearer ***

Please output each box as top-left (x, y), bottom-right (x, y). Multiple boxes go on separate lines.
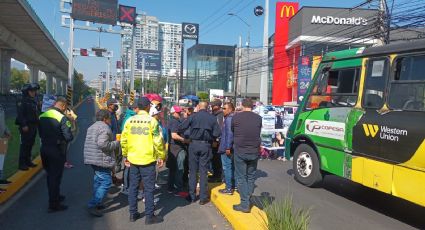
top-left (261, 196), bottom-right (311, 230)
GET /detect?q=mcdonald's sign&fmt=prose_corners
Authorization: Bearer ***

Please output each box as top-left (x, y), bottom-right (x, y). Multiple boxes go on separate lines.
top-left (272, 2), bottom-right (299, 105)
top-left (280, 5), bottom-right (296, 18)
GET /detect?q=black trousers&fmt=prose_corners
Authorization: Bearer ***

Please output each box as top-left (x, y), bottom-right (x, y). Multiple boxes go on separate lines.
top-left (19, 124), bottom-right (37, 167)
top-left (188, 141), bottom-right (211, 201)
top-left (41, 144), bottom-right (66, 205)
top-left (211, 147), bottom-right (222, 179)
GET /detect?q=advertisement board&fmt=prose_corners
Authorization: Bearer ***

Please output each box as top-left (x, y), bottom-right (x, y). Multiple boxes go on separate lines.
top-left (297, 56), bottom-right (312, 104)
top-left (209, 89), bottom-right (224, 102)
top-left (182, 23), bottom-right (199, 40)
top-left (136, 49), bottom-right (162, 71)
top-left (71, 0), bottom-right (118, 25)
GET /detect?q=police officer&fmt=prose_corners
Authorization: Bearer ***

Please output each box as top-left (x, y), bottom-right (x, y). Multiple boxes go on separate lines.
top-left (39, 97), bottom-right (74, 212)
top-left (16, 83), bottom-right (40, 170)
top-left (121, 97), bottom-right (165, 225)
top-left (179, 101), bottom-right (221, 205)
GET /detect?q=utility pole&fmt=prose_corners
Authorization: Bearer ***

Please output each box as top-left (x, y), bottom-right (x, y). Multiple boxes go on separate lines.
top-left (259, 0), bottom-right (269, 104)
top-left (141, 55), bottom-right (145, 95)
top-left (106, 57), bottom-right (110, 92)
top-left (245, 36), bottom-right (250, 98)
top-left (234, 35), bottom-right (242, 103)
top-left (378, 0), bottom-right (390, 45)
top-left (130, 25), bottom-right (136, 92)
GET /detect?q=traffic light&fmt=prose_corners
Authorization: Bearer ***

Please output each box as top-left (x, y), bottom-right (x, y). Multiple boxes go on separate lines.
top-left (80, 48), bottom-right (88, 56)
top-left (66, 85), bottom-right (73, 106)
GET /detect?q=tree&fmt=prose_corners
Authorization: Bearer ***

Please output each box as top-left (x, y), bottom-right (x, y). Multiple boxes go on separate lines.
top-left (38, 79), bottom-right (46, 94)
top-left (10, 68), bottom-right (29, 91)
top-left (197, 91), bottom-right (209, 101)
top-left (72, 71), bottom-right (92, 103)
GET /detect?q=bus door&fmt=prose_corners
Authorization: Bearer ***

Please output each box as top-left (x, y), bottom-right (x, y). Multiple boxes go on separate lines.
top-left (304, 65), bottom-right (361, 176)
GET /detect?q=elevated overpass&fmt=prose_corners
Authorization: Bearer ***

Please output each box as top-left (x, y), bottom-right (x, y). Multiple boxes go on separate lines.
top-left (0, 0), bottom-right (69, 95)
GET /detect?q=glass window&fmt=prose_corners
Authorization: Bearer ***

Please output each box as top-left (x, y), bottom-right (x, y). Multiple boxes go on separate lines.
top-left (388, 55), bottom-right (425, 111)
top-left (362, 58), bottom-right (389, 109)
top-left (306, 67), bottom-right (360, 110)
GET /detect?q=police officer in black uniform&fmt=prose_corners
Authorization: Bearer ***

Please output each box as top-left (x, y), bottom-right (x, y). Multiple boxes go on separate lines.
top-left (179, 101), bottom-right (221, 205)
top-left (39, 97), bottom-right (74, 212)
top-left (15, 83), bottom-right (40, 170)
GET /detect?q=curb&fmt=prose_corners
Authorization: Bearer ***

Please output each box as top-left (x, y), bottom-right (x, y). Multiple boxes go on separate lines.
top-left (211, 184), bottom-right (268, 230)
top-left (0, 156), bottom-right (43, 204)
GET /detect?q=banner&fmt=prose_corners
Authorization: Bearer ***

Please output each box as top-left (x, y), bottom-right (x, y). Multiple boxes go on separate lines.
top-left (42, 94), bottom-right (57, 112)
top-left (297, 56), bottom-right (312, 104)
top-left (71, 0), bottom-right (118, 25)
top-left (136, 49), bottom-right (162, 71)
top-left (311, 56), bottom-right (322, 79)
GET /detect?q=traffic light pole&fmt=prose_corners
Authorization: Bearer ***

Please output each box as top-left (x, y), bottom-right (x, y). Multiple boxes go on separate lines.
top-left (106, 57), bottom-right (110, 92)
top-left (67, 17), bottom-right (74, 104)
top-left (130, 25), bottom-right (135, 92)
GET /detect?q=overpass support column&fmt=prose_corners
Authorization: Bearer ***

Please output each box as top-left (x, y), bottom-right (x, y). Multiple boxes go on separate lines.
top-left (46, 73), bottom-right (54, 95)
top-left (62, 80), bottom-right (67, 95)
top-left (0, 49), bottom-right (14, 94)
top-left (29, 65), bottom-right (40, 83)
top-left (55, 78), bottom-right (61, 95)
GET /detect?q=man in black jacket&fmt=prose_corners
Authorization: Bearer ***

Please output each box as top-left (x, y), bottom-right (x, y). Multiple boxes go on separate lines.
top-left (231, 98), bottom-right (262, 213)
top-left (179, 102), bottom-right (221, 205)
top-left (15, 83), bottom-right (40, 170)
top-left (39, 97), bottom-right (74, 212)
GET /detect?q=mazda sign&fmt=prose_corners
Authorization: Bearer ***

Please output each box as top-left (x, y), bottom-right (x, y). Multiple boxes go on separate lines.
top-left (182, 22), bottom-right (199, 40)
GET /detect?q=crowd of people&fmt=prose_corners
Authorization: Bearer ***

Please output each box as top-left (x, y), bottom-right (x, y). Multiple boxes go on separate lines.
top-left (1, 84), bottom-right (265, 225)
top-left (81, 96), bottom-right (263, 224)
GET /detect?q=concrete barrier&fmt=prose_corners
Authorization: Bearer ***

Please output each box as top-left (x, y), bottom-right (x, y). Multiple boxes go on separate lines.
top-left (211, 184), bottom-right (268, 230)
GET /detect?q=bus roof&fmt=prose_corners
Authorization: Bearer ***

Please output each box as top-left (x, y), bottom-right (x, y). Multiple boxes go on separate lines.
top-left (322, 47), bottom-right (365, 62)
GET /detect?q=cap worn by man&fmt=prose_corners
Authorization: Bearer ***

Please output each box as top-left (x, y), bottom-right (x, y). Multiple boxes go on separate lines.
top-left (170, 105), bottom-right (182, 114)
top-left (107, 98), bottom-right (118, 105)
top-left (138, 97), bottom-right (151, 109)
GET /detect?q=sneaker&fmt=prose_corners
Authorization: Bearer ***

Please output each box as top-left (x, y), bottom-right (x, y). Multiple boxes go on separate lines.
top-left (155, 183), bottom-right (160, 189)
top-left (19, 166), bottom-right (29, 171)
top-left (233, 204), bottom-right (250, 213)
top-left (129, 212), bottom-right (141, 222)
top-left (218, 188), bottom-right (233, 195)
top-left (174, 191), bottom-right (189, 198)
top-left (87, 207), bottom-right (103, 217)
top-left (0, 179), bottom-right (12, 185)
top-left (96, 204), bottom-right (106, 210)
top-left (145, 214), bottom-right (163, 225)
top-left (48, 204), bottom-right (68, 213)
top-left (28, 162), bottom-right (37, 168)
top-left (199, 199), bottom-right (210, 205)
top-left (185, 195), bottom-right (196, 203)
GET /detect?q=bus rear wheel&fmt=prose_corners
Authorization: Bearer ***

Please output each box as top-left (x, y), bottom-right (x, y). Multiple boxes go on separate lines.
top-left (293, 144), bottom-right (323, 187)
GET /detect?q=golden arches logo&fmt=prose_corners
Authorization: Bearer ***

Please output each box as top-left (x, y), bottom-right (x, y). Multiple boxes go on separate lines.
top-left (280, 5), bottom-right (295, 18)
top-left (362, 124), bottom-right (379, 138)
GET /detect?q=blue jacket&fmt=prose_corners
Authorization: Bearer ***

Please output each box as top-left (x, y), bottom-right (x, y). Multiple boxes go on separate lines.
top-left (120, 109), bottom-right (136, 132)
top-left (218, 113), bottom-right (234, 153)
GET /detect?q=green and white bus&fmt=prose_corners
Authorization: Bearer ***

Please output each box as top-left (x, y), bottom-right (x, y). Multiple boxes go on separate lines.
top-left (285, 40), bottom-right (425, 207)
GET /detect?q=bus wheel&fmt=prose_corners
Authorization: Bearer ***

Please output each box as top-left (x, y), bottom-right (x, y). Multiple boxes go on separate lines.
top-left (293, 144), bottom-right (322, 187)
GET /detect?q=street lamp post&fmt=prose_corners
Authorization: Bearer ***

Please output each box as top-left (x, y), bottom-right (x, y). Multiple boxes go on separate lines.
top-left (228, 13), bottom-right (251, 98)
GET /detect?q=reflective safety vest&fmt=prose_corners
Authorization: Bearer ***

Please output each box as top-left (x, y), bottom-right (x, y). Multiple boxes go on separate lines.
top-left (121, 110), bottom-right (165, 165)
top-left (39, 108), bottom-right (74, 145)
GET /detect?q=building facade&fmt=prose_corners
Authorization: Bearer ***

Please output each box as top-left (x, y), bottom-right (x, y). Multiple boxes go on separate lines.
top-left (185, 44), bottom-right (235, 95)
top-left (121, 14), bottom-right (182, 80)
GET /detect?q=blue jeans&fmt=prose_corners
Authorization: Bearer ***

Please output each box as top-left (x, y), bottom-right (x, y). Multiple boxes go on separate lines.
top-left (168, 149), bottom-right (187, 191)
top-left (220, 153), bottom-right (234, 190)
top-left (128, 162), bottom-right (156, 217)
top-left (88, 166), bottom-right (112, 208)
top-left (234, 153), bottom-right (258, 209)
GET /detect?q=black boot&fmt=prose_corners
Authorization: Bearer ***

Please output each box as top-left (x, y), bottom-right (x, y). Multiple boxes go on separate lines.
top-left (48, 203), bottom-right (68, 213)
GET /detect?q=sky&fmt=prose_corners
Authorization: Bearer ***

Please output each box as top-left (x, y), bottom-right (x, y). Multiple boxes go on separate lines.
top-left (27, 0), bottom-right (366, 81)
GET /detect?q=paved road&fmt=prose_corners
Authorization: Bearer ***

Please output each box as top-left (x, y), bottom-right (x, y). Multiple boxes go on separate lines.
top-left (0, 100), bottom-right (229, 230)
top-left (253, 159), bottom-right (425, 230)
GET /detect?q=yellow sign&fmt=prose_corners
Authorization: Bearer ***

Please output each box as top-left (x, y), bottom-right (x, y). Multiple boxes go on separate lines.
top-left (280, 5), bottom-right (295, 18)
top-left (363, 124), bottom-right (379, 138)
top-left (311, 56), bottom-right (322, 79)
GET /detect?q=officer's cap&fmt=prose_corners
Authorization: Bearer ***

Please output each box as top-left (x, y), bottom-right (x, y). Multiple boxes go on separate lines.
top-left (211, 99), bottom-right (222, 108)
top-left (107, 98), bottom-right (118, 105)
top-left (21, 83), bottom-right (40, 92)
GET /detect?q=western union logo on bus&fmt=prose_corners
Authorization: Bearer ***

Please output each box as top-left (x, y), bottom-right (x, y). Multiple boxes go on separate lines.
top-left (280, 5), bottom-right (295, 18)
top-left (362, 124), bottom-right (379, 137)
top-left (363, 124), bottom-right (407, 141)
